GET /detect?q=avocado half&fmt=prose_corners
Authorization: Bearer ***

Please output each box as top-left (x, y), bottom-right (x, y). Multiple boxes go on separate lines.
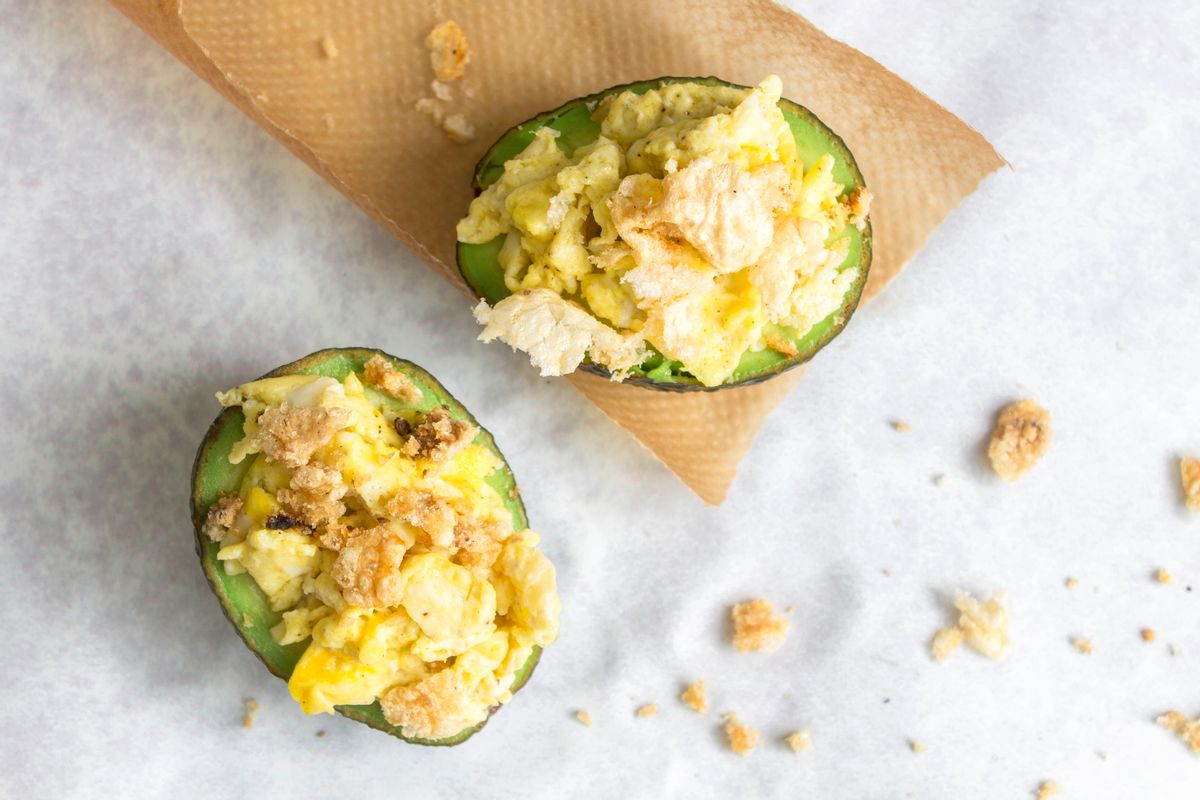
top-left (190, 347), bottom-right (540, 746)
top-left (457, 76), bottom-right (873, 392)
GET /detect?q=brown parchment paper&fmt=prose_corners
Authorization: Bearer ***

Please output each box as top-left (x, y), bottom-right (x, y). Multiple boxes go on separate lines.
top-left (108, 0), bottom-right (1004, 504)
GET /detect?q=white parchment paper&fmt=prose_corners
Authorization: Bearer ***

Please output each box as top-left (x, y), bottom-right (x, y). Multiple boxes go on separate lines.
top-left (1, 1), bottom-right (1198, 798)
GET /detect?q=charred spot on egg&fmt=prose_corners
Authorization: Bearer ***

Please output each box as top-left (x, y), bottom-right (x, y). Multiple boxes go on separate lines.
top-left (457, 76), bottom-right (872, 391)
top-left (190, 348), bottom-right (557, 746)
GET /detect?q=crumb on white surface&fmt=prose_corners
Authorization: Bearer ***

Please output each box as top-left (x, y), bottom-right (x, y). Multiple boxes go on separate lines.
top-left (1035, 780), bottom-right (1061, 799)
top-left (575, 709), bottom-right (592, 727)
top-left (680, 681), bottom-right (708, 714)
top-left (785, 730), bottom-right (812, 753)
top-left (987, 399), bottom-right (1051, 481)
top-left (932, 590), bottom-right (1010, 661)
top-left (635, 704), bottom-right (658, 718)
top-left (1065, 577), bottom-right (1078, 589)
top-left (731, 598), bottom-right (789, 653)
top-left (910, 740), bottom-right (926, 753)
top-left (1157, 710), bottom-right (1200, 753)
top-left (1141, 628), bottom-right (1156, 643)
top-left (1181, 457), bottom-right (1200, 511)
top-left (1071, 637), bottom-right (1093, 655)
top-left (723, 713), bottom-right (759, 755)
top-left (1155, 567), bottom-right (1172, 584)
top-left (892, 419), bottom-right (911, 432)
top-left (242, 698), bottom-right (260, 729)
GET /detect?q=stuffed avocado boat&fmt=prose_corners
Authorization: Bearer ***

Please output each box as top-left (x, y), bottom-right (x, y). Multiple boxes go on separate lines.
top-left (457, 75), bottom-right (873, 391)
top-left (191, 348), bottom-right (559, 745)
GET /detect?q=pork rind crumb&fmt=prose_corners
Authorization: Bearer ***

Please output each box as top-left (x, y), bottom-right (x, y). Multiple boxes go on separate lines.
top-left (1141, 628), bottom-right (1156, 643)
top-left (723, 713), bottom-right (759, 755)
top-left (442, 114), bottom-right (476, 144)
top-left (319, 35), bottom-right (338, 59)
top-left (731, 598), bottom-right (790, 653)
top-left (362, 355), bottom-right (422, 403)
top-left (575, 709), bottom-right (592, 727)
top-left (1155, 567), bottom-right (1173, 584)
top-left (1035, 780), bottom-right (1062, 799)
top-left (1065, 577), bottom-right (1079, 589)
top-left (320, 524), bottom-right (409, 608)
top-left (251, 404), bottom-right (350, 468)
top-left (1180, 457), bottom-right (1200, 512)
top-left (931, 590), bottom-right (1011, 661)
top-left (1071, 637), bottom-right (1093, 655)
top-left (892, 419), bottom-right (912, 432)
top-left (381, 669), bottom-right (476, 740)
top-left (401, 407), bottom-right (477, 464)
top-left (910, 740), bottom-right (926, 753)
top-left (764, 333), bottom-right (798, 358)
top-left (425, 20), bottom-right (469, 81)
top-left (635, 704), bottom-right (658, 718)
top-left (278, 463), bottom-right (347, 528)
top-left (785, 730), bottom-right (812, 753)
top-left (987, 399), bottom-right (1052, 481)
top-left (242, 698), bottom-right (259, 729)
top-left (680, 681), bottom-right (708, 714)
top-left (203, 495), bottom-right (243, 542)
top-left (474, 290), bottom-right (647, 379)
top-left (930, 626), bottom-right (965, 662)
top-left (1158, 710), bottom-right (1200, 753)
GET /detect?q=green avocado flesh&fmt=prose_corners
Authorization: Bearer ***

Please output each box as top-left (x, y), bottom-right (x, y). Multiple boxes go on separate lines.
top-left (190, 347), bottom-right (540, 746)
top-left (457, 76), bottom-right (873, 392)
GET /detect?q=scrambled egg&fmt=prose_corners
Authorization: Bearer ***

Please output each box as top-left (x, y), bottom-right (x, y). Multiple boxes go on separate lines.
top-left (205, 357), bottom-right (560, 740)
top-left (458, 75), bottom-right (872, 387)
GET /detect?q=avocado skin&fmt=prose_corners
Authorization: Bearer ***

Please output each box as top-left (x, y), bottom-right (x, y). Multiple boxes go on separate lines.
top-left (190, 347), bottom-right (541, 746)
top-left (457, 76), bottom-right (873, 392)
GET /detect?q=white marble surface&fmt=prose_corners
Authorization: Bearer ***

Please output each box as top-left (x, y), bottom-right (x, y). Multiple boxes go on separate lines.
top-left (2, 1), bottom-right (1199, 797)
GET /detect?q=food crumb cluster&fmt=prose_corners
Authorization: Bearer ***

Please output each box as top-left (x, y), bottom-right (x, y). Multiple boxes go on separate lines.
top-left (785, 730), bottom-right (812, 754)
top-left (723, 713), bottom-right (759, 756)
top-left (1157, 711), bottom-right (1200, 753)
top-left (987, 399), bottom-right (1051, 481)
top-left (931, 590), bottom-right (1011, 661)
top-left (731, 598), bottom-right (790, 653)
top-left (242, 698), bottom-right (260, 729)
top-left (680, 681), bottom-right (708, 714)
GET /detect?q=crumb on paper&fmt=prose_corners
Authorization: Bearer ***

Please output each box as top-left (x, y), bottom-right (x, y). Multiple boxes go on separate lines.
top-left (910, 740), bottom-right (926, 753)
top-left (731, 598), bottom-right (790, 653)
top-left (933, 473), bottom-right (949, 487)
top-left (892, 419), bottom-right (911, 432)
top-left (987, 399), bottom-right (1051, 481)
top-left (1071, 636), bottom-right (1093, 655)
top-left (930, 625), bottom-right (964, 661)
top-left (316, 729), bottom-right (326, 738)
top-left (1181, 457), bottom-right (1200, 511)
top-left (575, 709), bottom-right (592, 727)
top-left (242, 698), bottom-right (260, 729)
top-left (635, 704), bottom-right (658, 719)
top-left (680, 681), bottom-right (708, 714)
top-left (1142, 628), bottom-right (1156, 643)
top-left (426, 20), bottom-right (470, 81)
top-left (1157, 710), bottom-right (1200, 754)
top-left (1155, 567), bottom-right (1173, 584)
top-left (1170, 643), bottom-right (1181, 657)
top-left (442, 113), bottom-right (476, 144)
top-left (786, 604), bottom-right (796, 614)
top-left (319, 35), bottom-right (338, 59)
top-left (931, 590), bottom-right (1010, 661)
top-left (1098, 750), bottom-right (1108, 760)
top-left (764, 333), bottom-right (798, 358)
top-left (1035, 781), bottom-right (1061, 799)
top-left (1065, 577), bottom-right (1078, 589)
top-left (723, 713), bottom-right (759, 755)
top-left (785, 730), bottom-right (812, 753)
